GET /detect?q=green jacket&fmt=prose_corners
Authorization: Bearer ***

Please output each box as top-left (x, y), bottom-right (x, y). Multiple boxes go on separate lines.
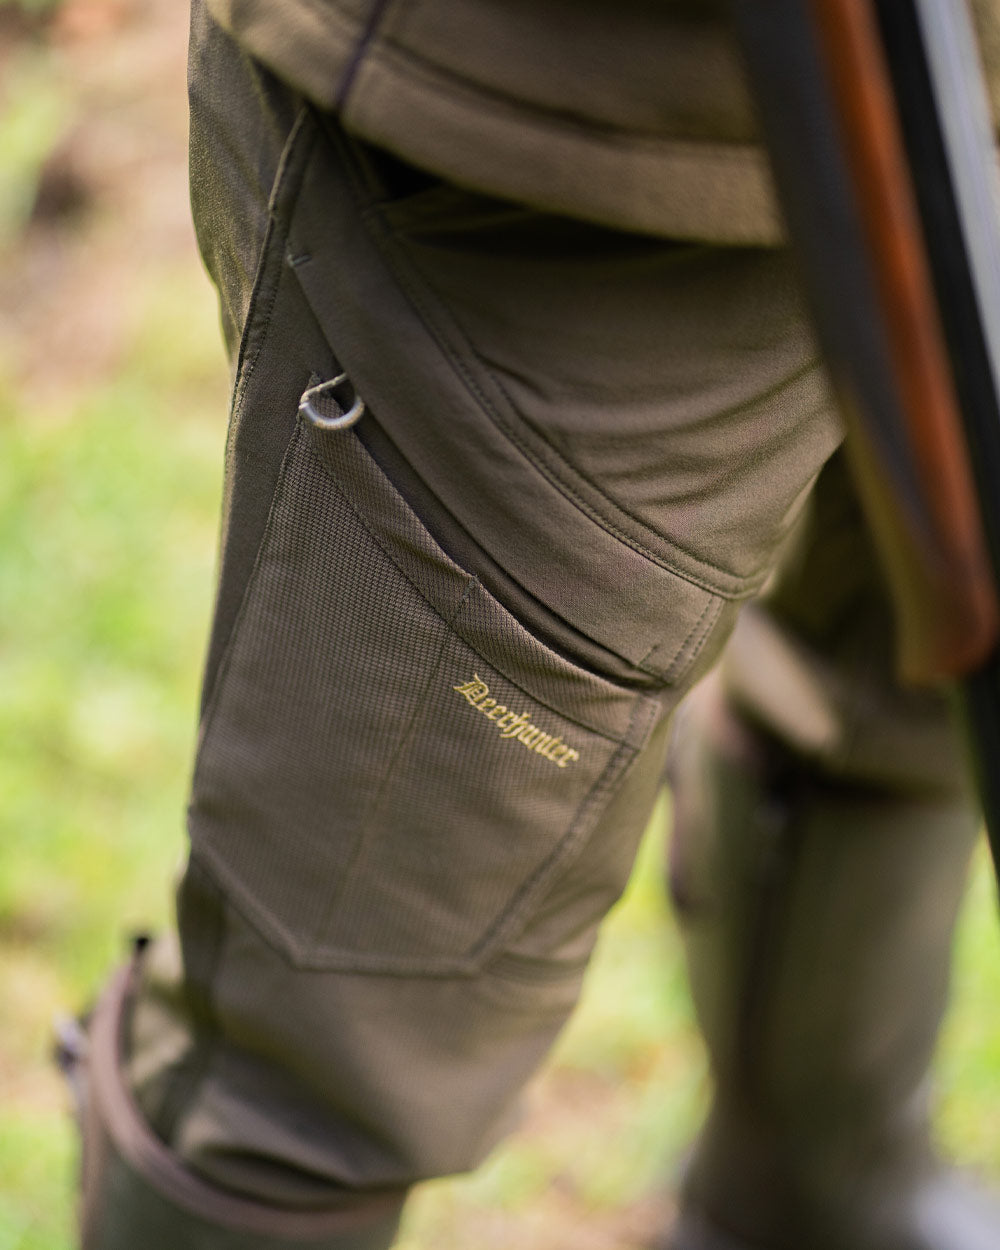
top-left (206, 0), bottom-right (1000, 245)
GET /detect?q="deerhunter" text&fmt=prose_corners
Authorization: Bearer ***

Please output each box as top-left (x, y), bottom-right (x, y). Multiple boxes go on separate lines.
top-left (453, 675), bottom-right (580, 768)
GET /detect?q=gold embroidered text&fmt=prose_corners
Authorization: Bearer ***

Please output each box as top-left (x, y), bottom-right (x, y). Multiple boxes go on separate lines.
top-left (453, 675), bottom-right (580, 767)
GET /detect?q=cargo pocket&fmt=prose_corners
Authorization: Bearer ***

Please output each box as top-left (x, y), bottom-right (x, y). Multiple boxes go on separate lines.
top-left (188, 386), bottom-right (660, 975)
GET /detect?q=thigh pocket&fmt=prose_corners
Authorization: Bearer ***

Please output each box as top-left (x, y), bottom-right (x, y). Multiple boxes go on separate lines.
top-left (189, 408), bottom-right (659, 974)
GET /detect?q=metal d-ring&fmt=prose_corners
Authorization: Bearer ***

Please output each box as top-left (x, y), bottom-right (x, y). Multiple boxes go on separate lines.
top-left (298, 373), bottom-right (366, 431)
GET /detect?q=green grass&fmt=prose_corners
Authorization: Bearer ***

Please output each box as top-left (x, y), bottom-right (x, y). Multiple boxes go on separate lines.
top-left (0, 42), bottom-right (70, 243)
top-left (0, 268), bottom-right (225, 976)
top-left (0, 257), bottom-right (228, 1250)
top-left (938, 843), bottom-right (1000, 1169)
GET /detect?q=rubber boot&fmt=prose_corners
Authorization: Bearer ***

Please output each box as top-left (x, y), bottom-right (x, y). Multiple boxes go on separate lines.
top-left (58, 943), bottom-right (405, 1250)
top-left (663, 675), bottom-right (1000, 1250)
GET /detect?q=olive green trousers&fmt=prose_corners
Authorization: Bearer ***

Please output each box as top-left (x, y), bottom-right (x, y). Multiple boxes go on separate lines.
top-left (78, 5), bottom-right (973, 1246)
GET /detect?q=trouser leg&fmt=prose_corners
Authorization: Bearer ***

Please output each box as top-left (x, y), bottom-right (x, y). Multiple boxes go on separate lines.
top-left (666, 456), bottom-right (998, 1250)
top-left (76, 7), bottom-right (846, 1244)
top-left (71, 112), bottom-right (675, 1248)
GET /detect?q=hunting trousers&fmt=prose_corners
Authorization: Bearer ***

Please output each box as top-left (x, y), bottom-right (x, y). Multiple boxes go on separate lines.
top-left (77, 6), bottom-right (975, 1246)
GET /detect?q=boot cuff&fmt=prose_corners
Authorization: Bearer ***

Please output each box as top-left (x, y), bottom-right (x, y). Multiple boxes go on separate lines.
top-left (77, 957), bottom-right (406, 1249)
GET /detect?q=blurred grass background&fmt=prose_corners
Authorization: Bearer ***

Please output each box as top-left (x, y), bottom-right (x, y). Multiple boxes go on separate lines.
top-left (0, 2), bottom-right (998, 1248)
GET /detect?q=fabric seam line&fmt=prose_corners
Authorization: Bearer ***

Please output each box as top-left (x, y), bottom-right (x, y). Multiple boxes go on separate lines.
top-left (231, 108), bottom-right (314, 429)
top-left (663, 595), bottom-right (726, 682)
top-left (316, 575), bottom-right (478, 935)
top-left (335, 0), bottom-right (397, 110)
top-left (644, 594), bottom-right (715, 679)
top-left (355, 196), bottom-right (766, 600)
top-left (472, 694), bottom-right (652, 960)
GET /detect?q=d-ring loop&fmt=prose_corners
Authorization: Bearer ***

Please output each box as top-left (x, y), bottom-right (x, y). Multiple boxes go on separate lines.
top-left (298, 374), bottom-right (366, 431)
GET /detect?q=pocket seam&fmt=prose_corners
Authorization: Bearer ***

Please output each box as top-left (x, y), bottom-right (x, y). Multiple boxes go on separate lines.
top-left (230, 108), bottom-right (315, 439)
top-left (470, 692), bottom-right (657, 962)
top-left (306, 420), bottom-right (652, 745)
top-left (315, 574), bottom-right (478, 935)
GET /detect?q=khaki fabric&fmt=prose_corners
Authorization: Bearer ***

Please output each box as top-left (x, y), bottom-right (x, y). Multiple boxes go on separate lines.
top-left (204, 0), bottom-right (778, 242)
top-left (91, 4), bottom-right (971, 1242)
top-left (203, 0), bottom-right (1000, 245)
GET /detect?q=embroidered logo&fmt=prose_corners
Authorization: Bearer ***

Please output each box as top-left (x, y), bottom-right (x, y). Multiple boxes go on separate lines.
top-left (453, 675), bottom-right (580, 768)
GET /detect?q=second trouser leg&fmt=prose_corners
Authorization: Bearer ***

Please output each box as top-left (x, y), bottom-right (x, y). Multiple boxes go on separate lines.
top-left (665, 455), bottom-right (996, 1250)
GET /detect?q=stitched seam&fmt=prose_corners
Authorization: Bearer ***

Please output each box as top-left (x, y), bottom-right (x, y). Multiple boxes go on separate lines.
top-left (334, 0), bottom-right (398, 110)
top-left (472, 695), bottom-right (646, 960)
top-left (318, 577), bottom-right (478, 934)
top-left (640, 595), bottom-right (714, 680)
top-left (230, 109), bottom-right (314, 426)
top-left (663, 597), bottom-right (714, 681)
top-left (178, 855), bottom-right (470, 975)
top-left (368, 203), bottom-right (722, 584)
top-left (484, 352), bottom-right (819, 573)
top-left (199, 111), bottom-right (317, 715)
top-left (486, 952), bottom-right (589, 985)
top-left (312, 118), bottom-right (778, 598)
top-left (96, 960), bottom-right (409, 1229)
top-left (391, 222), bottom-right (815, 592)
top-left (667, 594), bottom-right (725, 683)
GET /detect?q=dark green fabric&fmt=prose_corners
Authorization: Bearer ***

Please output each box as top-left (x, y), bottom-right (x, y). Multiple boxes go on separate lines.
top-left (665, 680), bottom-right (993, 1250)
top-left (86, 1148), bottom-right (399, 1250)
top-left (82, 962), bottom-right (404, 1250)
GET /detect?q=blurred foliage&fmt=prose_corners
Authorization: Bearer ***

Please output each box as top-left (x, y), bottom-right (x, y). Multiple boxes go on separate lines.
top-left (0, 256), bottom-right (229, 1250)
top-left (0, 40), bottom-right (70, 242)
top-left (939, 847), bottom-right (1000, 1166)
top-left (0, 0), bottom-right (65, 14)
